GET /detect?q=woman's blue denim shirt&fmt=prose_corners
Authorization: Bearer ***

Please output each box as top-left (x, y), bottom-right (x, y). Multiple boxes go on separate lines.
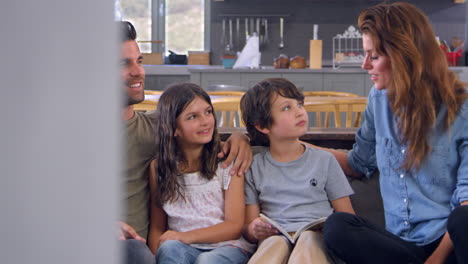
top-left (348, 87), bottom-right (468, 246)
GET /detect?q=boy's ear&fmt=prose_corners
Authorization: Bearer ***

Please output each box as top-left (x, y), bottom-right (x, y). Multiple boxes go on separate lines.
top-left (254, 124), bottom-right (270, 135)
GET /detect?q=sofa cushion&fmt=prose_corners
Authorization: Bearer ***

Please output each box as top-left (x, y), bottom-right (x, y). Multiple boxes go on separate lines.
top-left (348, 170), bottom-right (385, 228)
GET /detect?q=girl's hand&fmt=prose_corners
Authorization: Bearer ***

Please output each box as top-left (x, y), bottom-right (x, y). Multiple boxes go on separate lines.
top-left (159, 230), bottom-right (190, 245)
top-left (247, 217), bottom-right (279, 242)
top-left (218, 132), bottom-right (252, 176)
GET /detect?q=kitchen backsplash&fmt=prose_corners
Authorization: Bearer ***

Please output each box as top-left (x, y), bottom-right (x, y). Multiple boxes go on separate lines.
top-left (210, 0), bottom-right (467, 66)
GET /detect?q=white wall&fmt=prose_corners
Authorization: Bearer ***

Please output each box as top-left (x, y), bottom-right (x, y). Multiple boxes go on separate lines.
top-left (1, 1), bottom-right (121, 263)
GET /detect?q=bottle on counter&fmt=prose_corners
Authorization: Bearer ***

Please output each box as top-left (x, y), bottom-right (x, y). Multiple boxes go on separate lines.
top-left (221, 44), bottom-right (236, 69)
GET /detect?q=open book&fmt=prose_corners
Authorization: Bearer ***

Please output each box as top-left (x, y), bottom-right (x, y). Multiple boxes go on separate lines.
top-left (260, 213), bottom-right (327, 244)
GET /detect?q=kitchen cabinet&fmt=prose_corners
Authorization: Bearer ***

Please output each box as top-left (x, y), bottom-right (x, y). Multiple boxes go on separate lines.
top-left (189, 67), bottom-right (372, 96)
top-left (240, 73), bottom-right (281, 89)
top-left (143, 65), bottom-right (192, 91)
top-left (199, 73), bottom-right (242, 89)
top-left (145, 75), bottom-right (190, 91)
top-left (282, 73), bottom-right (324, 91)
top-left (144, 65), bottom-right (467, 95)
top-left (364, 75), bottom-right (374, 95)
top-left (323, 73), bottom-right (366, 96)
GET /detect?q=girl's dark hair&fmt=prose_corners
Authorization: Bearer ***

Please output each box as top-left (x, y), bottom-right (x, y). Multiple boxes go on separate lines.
top-left (358, 2), bottom-right (467, 170)
top-left (154, 83), bottom-right (222, 204)
top-left (240, 78), bottom-right (304, 146)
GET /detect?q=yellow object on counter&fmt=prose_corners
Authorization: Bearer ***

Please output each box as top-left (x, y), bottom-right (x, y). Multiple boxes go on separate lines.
top-left (188, 51), bottom-right (210, 65)
top-left (309, 40), bottom-right (322, 69)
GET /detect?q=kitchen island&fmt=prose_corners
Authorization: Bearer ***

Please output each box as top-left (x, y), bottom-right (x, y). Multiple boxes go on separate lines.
top-left (144, 65), bottom-right (468, 95)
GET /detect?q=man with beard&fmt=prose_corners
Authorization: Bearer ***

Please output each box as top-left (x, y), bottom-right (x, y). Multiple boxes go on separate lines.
top-left (118, 21), bottom-right (252, 263)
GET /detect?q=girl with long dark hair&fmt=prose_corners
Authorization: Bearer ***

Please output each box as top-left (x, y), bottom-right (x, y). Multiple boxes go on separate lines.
top-left (148, 83), bottom-right (253, 263)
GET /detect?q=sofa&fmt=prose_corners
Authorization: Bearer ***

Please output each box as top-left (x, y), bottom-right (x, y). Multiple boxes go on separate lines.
top-left (347, 171), bottom-right (385, 228)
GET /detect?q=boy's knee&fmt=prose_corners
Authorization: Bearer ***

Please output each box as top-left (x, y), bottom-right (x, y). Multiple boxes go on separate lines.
top-left (297, 230), bottom-right (323, 246)
top-left (448, 205), bottom-right (468, 234)
top-left (261, 235), bottom-right (290, 250)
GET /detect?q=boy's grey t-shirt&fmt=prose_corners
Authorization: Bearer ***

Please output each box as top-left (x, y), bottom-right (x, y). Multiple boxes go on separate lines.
top-left (245, 145), bottom-right (354, 232)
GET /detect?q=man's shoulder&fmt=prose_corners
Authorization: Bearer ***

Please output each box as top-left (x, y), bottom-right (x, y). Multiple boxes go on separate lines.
top-left (127, 111), bottom-right (156, 141)
top-left (130, 111), bottom-right (156, 127)
top-left (144, 110), bottom-right (157, 121)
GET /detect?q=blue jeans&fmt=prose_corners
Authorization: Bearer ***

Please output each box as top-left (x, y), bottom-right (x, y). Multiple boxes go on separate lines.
top-left (121, 239), bottom-right (155, 264)
top-left (156, 240), bottom-right (251, 264)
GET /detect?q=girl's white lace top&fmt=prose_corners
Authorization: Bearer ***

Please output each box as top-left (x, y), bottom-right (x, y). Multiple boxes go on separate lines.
top-left (162, 163), bottom-right (254, 252)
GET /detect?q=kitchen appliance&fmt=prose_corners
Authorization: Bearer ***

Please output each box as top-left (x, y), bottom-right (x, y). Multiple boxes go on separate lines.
top-left (168, 51), bottom-right (187, 64)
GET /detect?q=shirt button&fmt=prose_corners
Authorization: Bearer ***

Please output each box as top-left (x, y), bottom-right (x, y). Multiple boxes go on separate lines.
top-left (400, 174), bottom-right (404, 178)
top-left (403, 198), bottom-right (407, 203)
top-left (404, 221), bottom-right (408, 225)
top-left (401, 149), bottom-right (406, 154)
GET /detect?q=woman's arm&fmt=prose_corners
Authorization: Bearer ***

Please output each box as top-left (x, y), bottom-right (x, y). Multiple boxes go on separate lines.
top-left (147, 160), bottom-right (168, 254)
top-left (330, 196), bottom-right (355, 214)
top-left (159, 171), bottom-right (246, 245)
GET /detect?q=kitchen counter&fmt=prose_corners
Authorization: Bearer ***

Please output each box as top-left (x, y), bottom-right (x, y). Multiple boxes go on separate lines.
top-left (145, 64), bottom-right (467, 76)
top-left (144, 64), bottom-right (370, 74)
top-left (188, 66), bottom-right (368, 73)
top-left (144, 65), bottom-right (468, 92)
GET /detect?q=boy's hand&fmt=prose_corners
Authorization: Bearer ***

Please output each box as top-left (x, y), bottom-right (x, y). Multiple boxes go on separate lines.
top-left (218, 132), bottom-right (252, 176)
top-left (247, 217), bottom-right (279, 242)
top-left (118, 221), bottom-right (146, 243)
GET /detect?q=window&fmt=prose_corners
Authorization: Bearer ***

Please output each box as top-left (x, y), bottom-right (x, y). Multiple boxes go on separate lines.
top-left (115, 0), bottom-right (207, 55)
top-left (165, 0), bottom-right (205, 54)
top-left (115, 0), bottom-right (152, 53)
